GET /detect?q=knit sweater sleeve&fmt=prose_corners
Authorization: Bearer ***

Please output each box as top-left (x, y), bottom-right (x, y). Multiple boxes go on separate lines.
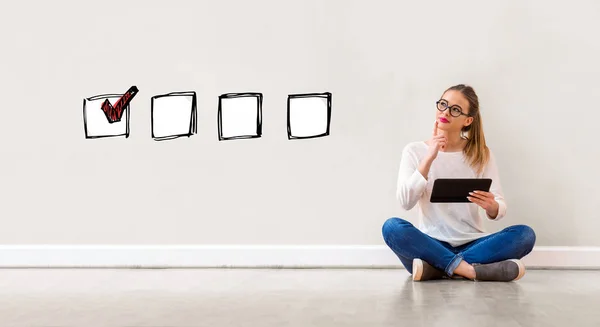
top-left (482, 149), bottom-right (507, 220)
top-left (396, 144), bottom-right (428, 210)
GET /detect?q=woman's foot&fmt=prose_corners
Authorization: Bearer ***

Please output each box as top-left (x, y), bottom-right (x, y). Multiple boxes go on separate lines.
top-left (473, 259), bottom-right (526, 282)
top-left (412, 258), bottom-right (446, 281)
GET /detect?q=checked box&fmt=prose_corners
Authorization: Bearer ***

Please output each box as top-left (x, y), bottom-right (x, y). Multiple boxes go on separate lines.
top-left (83, 86), bottom-right (138, 139)
top-left (287, 92), bottom-right (331, 139)
top-left (151, 91), bottom-right (197, 141)
top-left (217, 92), bottom-right (263, 141)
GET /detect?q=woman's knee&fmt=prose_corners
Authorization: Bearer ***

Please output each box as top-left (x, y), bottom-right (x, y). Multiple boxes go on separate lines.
top-left (514, 224), bottom-right (536, 252)
top-left (381, 217), bottom-right (412, 244)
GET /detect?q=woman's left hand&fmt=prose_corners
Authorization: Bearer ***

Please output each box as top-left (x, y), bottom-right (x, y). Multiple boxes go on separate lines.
top-left (467, 190), bottom-right (499, 218)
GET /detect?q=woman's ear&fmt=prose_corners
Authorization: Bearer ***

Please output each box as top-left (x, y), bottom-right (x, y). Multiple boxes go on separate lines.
top-left (463, 116), bottom-right (474, 128)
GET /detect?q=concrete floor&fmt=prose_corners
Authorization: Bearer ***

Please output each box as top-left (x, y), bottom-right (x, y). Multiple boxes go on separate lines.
top-left (0, 268), bottom-right (598, 326)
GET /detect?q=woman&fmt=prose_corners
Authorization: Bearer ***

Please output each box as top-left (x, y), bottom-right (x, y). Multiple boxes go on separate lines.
top-left (382, 84), bottom-right (536, 282)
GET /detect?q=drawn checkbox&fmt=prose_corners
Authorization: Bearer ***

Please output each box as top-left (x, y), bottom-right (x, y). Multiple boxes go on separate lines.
top-left (151, 91), bottom-right (197, 141)
top-left (287, 92), bottom-right (332, 139)
top-left (83, 93), bottom-right (132, 139)
top-left (217, 92), bottom-right (263, 141)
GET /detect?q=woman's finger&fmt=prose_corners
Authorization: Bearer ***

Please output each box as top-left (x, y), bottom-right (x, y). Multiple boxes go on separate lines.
top-left (468, 192), bottom-right (489, 202)
top-left (468, 193), bottom-right (491, 204)
top-left (467, 196), bottom-right (488, 209)
top-left (433, 120), bottom-right (438, 136)
top-left (433, 137), bottom-right (447, 144)
top-left (467, 196), bottom-right (481, 204)
top-left (473, 190), bottom-right (494, 199)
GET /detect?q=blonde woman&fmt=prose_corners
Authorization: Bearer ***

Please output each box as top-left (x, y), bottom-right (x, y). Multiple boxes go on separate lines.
top-left (382, 84), bottom-right (536, 282)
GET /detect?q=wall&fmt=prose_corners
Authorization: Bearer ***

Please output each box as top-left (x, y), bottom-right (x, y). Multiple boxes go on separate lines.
top-left (0, 0), bottom-right (598, 255)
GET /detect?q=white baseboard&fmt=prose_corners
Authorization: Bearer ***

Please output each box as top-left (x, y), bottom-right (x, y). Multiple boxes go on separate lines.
top-left (0, 245), bottom-right (598, 269)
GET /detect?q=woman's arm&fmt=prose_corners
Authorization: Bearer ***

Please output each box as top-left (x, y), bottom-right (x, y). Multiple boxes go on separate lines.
top-left (396, 145), bottom-right (430, 210)
top-left (482, 149), bottom-right (507, 220)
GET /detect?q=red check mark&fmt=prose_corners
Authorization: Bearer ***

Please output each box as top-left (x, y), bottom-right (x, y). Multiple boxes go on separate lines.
top-left (101, 86), bottom-right (139, 123)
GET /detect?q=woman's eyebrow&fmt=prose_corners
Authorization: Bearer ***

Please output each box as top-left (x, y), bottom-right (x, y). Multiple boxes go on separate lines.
top-left (441, 98), bottom-right (462, 109)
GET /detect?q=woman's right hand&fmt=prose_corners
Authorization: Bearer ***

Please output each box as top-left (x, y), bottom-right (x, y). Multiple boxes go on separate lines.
top-left (426, 120), bottom-right (447, 161)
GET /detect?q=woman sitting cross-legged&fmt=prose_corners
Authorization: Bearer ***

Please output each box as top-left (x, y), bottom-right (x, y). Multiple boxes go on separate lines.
top-left (382, 84), bottom-right (536, 282)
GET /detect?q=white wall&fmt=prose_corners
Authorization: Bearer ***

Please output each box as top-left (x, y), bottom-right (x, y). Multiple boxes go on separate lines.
top-left (1, 0), bottom-right (598, 250)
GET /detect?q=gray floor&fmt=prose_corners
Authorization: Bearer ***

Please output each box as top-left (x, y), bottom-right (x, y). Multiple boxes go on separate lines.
top-left (0, 268), bottom-right (598, 327)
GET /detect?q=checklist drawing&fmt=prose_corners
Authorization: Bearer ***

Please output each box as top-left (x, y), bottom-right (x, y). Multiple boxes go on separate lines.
top-left (83, 87), bottom-right (139, 139)
top-left (151, 91), bottom-right (197, 141)
top-left (217, 92), bottom-right (263, 141)
top-left (287, 92), bottom-right (332, 140)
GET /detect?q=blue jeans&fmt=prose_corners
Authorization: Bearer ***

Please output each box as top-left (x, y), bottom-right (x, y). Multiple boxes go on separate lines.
top-left (381, 217), bottom-right (536, 276)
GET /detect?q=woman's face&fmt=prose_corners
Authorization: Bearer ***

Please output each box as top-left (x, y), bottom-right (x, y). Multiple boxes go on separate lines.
top-left (436, 90), bottom-right (473, 132)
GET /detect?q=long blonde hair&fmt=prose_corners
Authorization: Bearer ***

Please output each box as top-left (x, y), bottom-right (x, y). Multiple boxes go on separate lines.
top-left (443, 84), bottom-right (489, 175)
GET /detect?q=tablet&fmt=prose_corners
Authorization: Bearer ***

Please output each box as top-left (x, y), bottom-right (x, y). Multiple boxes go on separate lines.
top-left (430, 178), bottom-right (492, 203)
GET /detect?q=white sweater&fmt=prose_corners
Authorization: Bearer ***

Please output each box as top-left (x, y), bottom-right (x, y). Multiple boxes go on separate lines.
top-left (396, 141), bottom-right (507, 247)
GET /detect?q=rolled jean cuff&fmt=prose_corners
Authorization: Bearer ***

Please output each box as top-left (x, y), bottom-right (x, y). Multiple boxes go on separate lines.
top-left (445, 254), bottom-right (463, 276)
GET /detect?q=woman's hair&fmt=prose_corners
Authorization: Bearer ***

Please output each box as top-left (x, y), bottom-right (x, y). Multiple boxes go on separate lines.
top-left (443, 84), bottom-right (490, 175)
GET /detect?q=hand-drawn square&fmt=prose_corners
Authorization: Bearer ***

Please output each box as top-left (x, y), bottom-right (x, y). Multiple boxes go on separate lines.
top-left (151, 91), bottom-right (197, 141)
top-left (287, 92), bottom-right (331, 139)
top-left (217, 93), bottom-right (262, 140)
top-left (83, 94), bottom-right (130, 139)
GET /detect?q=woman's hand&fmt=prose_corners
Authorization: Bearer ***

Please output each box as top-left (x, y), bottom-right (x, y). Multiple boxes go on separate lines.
top-left (467, 190), bottom-right (499, 218)
top-left (426, 120), bottom-right (448, 161)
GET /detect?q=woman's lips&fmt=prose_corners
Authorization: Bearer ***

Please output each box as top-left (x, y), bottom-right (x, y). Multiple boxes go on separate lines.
top-left (439, 117), bottom-right (449, 123)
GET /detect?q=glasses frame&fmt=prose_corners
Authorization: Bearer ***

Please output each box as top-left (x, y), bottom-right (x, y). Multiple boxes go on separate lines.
top-left (436, 99), bottom-right (471, 117)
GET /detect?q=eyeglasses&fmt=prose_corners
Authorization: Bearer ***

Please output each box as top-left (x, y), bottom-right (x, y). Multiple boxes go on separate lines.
top-left (436, 99), bottom-right (470, 117)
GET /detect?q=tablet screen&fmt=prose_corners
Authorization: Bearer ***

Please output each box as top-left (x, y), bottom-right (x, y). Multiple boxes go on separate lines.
top-left (430, 178), bottom-right (492, 203)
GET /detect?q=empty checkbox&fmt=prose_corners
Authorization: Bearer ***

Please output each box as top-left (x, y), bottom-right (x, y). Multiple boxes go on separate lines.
top-left (83, 94), bottom-right (130, 139)
top-left (217, 92), bottom-right (262, 140)
top-left (287, 92), bottom-right (331, 139)
top-left (151, 91), bottom-right (197, 141)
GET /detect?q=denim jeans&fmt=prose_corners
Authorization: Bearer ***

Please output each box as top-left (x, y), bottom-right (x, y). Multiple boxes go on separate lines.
top-left (381, 217), bottom-right (536, 276)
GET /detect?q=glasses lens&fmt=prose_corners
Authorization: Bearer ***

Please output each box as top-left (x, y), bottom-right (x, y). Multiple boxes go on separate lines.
top-left (437, 101), bottom-right (447, 111)
top-left (451, 107), bottom-right (462, 117)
